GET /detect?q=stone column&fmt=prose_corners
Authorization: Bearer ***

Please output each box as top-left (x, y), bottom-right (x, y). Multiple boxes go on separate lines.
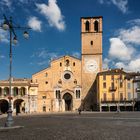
top-left (1, 87), bottom-right (4, 97)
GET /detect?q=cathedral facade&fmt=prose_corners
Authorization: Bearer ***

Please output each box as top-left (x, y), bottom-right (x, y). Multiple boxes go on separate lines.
top-left (0, 16), bottom-right (103, 113)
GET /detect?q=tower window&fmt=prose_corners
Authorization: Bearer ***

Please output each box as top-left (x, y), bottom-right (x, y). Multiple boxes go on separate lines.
top-left (94, 20), bottom-right (99, 32)
top-left (85, 21), bottom-right (90, 31)
top-left (73, 62), bottom-right (75, 66)
top-left (60, 62), bottom-right (62, 67)
top-left (90, 41), bottom-right (93, 45)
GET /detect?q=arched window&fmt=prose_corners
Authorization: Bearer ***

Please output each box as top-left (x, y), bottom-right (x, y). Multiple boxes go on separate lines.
top-left (85, 21), bottom-right (90, 31)
top-left (94, 20), bottom-right (99, 32)
top-left (76, 90), bottom-right (80, 99)
top-left (13, 87), bottom-right (18, 96)
top-left (20, 87), bottom-right (26, 96)
top-left (65, 59), bottom-right (70, 66)
top-left (4, 87), bottom-right (9, 96)
top-left (56, 90), bottom-right (61, 99)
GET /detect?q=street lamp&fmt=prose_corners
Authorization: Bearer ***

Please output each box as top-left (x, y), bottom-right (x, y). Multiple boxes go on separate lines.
top-left (0, 14), bottom-right (30, 127)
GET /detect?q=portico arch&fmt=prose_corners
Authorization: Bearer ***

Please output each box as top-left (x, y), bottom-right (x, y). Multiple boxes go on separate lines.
top-left (0, 99), bottom-right (8, 113)
top-left (13, 99), bottom-right (25, 113)
top-left (63, 93), bottom-right (73, 111)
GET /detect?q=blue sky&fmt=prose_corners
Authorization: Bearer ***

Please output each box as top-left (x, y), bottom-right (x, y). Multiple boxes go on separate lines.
top-left (0, 0), bottom-right (140, 80)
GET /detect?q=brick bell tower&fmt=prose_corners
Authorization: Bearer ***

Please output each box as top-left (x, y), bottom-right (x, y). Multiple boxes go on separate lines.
top-left (81, 16), bottom-right (103, 110)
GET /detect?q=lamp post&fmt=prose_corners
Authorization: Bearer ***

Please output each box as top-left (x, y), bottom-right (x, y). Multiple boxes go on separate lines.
top-left (1, 14), bottom-right (30, 127)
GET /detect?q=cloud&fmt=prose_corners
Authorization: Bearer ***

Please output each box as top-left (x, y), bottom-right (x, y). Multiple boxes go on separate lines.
top-left (106, 18), bottom-right (140, 72)
top-left (109, 38), bottom-right (135, 61)
top-left (103, 58), bottom-right (110, 70)
top-left (99, 0), bottom-right (128, 14)
top-left (72, 52), bottom-right (81, 59)
top-left (0, 0), bottom-right (11, 8)
top-left (36, 0), bottom-right (66, 31)
top-left (118, 26), bottom-right (140, 45)
top-left (127, 19), bottom-right (140, 26)
top-left (0, 55), bottom-right (5, 59)
top-left (28, 16), bottom-right (42, 32)
top-left (31, 48), bottom-right (61, 66)
top-left (115, 58), bottom-right (140, 72)
top-left (0, 29), bottom-right (9, 43)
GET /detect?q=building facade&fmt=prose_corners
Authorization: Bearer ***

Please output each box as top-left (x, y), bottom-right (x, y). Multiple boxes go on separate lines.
top-left (97, 69), bottom-right (140, 112)
top-left (0, 78), bottom-right (38, 114)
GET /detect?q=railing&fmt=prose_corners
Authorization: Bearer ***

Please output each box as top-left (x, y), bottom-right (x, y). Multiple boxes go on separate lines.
top-left (0, 94), bottom-right (26, 98)
top-left (101, 98), bottom-right (133, 104)
top-left (109, 86), bottom-right (117, 91)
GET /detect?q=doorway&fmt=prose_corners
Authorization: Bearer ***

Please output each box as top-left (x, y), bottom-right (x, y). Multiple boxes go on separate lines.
top-left (0, 99), bottom-right (8, 113)
top-left (63, 93), bottom-right (72, 111)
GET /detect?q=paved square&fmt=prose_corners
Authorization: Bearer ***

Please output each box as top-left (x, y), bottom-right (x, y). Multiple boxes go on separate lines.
top-left (0, 112), bottom-right (140, 140)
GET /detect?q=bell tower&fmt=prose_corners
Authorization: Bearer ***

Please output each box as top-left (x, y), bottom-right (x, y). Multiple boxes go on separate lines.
top-left (81, 16), bottom-right (103, 110)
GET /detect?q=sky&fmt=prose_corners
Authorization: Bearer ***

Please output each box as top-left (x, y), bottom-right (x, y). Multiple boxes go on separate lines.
top-left (0, 0), bottom-right (140, 80)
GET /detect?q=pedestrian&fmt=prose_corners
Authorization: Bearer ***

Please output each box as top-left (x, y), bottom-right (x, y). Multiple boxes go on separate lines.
top-left (78, 108), bottom-right (81, 115)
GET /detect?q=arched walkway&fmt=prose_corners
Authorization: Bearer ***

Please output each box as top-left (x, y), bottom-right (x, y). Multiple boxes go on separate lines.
top-left (134, 101), bottom-right (140, 111)
top-left (0, 99), bottom-right (8, 113)
top-left (63, 93), bottom-right (73, 111)
top-left (14, 99), bottom-right (25, 114)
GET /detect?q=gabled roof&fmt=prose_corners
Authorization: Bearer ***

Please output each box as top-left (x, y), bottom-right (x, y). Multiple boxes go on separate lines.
top-left (51, 55), bottom-right (81, 63)
top-left (32, 55), bottom-right (81, 76)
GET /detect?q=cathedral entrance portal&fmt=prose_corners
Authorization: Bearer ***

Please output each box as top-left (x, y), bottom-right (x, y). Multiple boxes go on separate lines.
top-left (0, 99), bottom-right (8, 113)
top-left (63, 93), bottom-right (72, 111)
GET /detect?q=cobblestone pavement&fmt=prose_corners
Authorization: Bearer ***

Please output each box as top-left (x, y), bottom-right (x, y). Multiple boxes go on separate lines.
top-left (0, 112), bottom-right (140, 140)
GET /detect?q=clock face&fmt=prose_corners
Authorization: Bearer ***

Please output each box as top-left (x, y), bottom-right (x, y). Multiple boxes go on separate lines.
top-left (85, 59), bottom-right (98, 72)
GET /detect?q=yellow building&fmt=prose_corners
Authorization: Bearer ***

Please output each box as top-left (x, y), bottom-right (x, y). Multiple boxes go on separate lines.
top-left (97, 69), bottom-right (136, 112)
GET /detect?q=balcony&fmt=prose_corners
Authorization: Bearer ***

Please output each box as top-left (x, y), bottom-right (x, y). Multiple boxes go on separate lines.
top-left (101, 98), bottom-right (133, 104)
top-left (109, 86), bottom-right (117, 92)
